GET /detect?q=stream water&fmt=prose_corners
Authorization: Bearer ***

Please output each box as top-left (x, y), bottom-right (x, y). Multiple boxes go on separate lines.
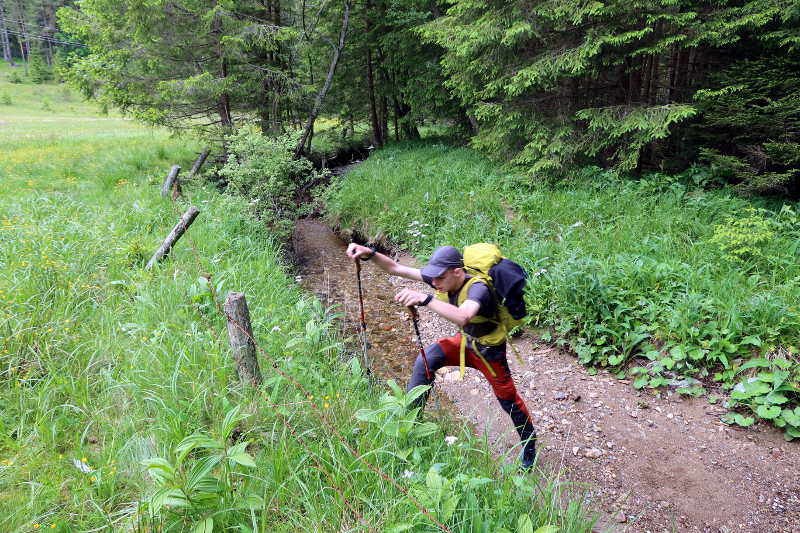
top-left (292, 218), bottom-right (423, 381)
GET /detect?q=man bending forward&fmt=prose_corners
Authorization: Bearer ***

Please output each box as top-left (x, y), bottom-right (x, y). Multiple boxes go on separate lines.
top-left (346, 244), bottom-right (537, 469)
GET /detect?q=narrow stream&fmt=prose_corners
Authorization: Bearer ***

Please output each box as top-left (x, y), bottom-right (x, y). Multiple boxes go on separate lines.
top-left (292, 218), bottom-right (422, 380)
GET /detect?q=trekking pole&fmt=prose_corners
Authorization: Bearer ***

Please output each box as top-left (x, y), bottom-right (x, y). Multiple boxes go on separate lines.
top-left (354, 258), bottom-right (370, 372)
top-left (407, 305), bottom-right (432, 380)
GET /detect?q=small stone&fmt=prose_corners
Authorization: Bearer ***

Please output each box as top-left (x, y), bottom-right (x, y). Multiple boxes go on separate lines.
top-left (606, 441), bottom-right (614, 449)
top-left (470, 388), bottom-right (479, 396)
top-left (593, 402), bottom-right (602, 408)
top-left (572, 446), bottom-right (580, 456)
top-left (667, 413), bottom-right (674, 419)
top-left (87, 436), bottom-right (99, 444)
top-left (614, 511), bottom-right (627, 523)
top-left (589, 392), bottom-right (599, 398)
top-left (554, 393), bottom-right (567, 401)
top-left (630, 411), bottom-right (638, 418)
top-left (584, 447), bottom-right (604, 458)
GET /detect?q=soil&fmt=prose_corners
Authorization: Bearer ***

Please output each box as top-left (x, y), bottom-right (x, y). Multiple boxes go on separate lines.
top-left (292, 218), bottom-right (800, 533)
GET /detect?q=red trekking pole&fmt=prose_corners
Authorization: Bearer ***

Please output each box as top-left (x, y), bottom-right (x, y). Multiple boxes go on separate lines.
top-left (354, 259), bottom-right (370, 371)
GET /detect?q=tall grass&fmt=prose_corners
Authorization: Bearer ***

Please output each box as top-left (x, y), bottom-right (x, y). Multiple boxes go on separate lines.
top-left (1, 79), bottom-right (594, 531)
top-left (323, 141), bottom-right (800, 438)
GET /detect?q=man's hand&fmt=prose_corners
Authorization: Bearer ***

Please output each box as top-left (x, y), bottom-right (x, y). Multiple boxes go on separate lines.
top-left (346, 243), bottom-right (373, 261)
top-left (395, 288), bottom-right (428, 307)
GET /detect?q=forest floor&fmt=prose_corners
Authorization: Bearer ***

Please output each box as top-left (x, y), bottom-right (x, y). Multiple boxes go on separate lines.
top-left (293, 218), bottom-right (800, 533)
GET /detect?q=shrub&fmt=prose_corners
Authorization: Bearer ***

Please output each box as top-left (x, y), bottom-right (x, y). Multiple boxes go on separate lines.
top-left (0, 92), bottom-right (11, 105)
top-left (219, 126), bottom-right (326, 240)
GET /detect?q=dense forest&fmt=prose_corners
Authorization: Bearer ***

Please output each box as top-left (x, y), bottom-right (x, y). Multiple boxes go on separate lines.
top-left (3, 0), bottom-right (798, 195)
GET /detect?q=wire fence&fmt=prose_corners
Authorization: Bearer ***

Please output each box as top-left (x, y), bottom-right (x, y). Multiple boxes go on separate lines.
top-left (162, 166), bottom-right (453, 532)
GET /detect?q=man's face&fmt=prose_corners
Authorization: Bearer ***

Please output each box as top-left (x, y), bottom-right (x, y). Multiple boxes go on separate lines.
top-left (431, 267), bottom-right (464, 293)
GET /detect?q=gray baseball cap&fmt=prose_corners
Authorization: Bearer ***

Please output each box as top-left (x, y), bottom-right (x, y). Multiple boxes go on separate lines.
top-left (421, 246), bottom-right (464, 278)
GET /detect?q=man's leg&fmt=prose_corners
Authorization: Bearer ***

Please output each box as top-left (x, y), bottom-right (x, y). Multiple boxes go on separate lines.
top-left (466, 350), bottom-right (537, 467)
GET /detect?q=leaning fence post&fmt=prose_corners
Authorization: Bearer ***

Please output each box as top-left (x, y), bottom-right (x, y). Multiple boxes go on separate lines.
top-left (145, 206), bottom-right (199, 270)
top-left (188, 148), bottom-right (210, 179)
top-left (224, 292), bottom-right (262, 386)
top-left (161, 165), bottom-right (181, 198)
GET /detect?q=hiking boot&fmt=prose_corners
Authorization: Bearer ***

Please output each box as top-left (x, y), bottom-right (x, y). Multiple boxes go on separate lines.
top-left (520, 445), bottom-right (536, 470)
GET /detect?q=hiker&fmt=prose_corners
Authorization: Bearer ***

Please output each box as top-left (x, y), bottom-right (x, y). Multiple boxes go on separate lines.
top-left (346, 243), bottom-right (537, 469)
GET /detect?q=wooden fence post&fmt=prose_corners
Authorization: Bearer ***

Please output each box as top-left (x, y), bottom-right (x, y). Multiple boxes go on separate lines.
top-left (188, 149), bottom-right (210, 179)
top-left (224, 292), bottom-right (262, 386)
top-left (145, 206), bottom-right (199, 270)
top-left (161, 165), bottom-right (181, 198)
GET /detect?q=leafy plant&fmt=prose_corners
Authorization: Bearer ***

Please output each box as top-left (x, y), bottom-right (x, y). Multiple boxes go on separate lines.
top-left (708, 208), bottom-right (775, 262)
top-left (219, 126), bottom-right (327, 240)
top-left (725, 357), bottom-right (800, 440)
top-left (139, 406), bottom-right (263, 531)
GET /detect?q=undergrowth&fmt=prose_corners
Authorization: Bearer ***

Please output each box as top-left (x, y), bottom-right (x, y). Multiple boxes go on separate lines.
top-left (322, 141), bottom-right (800, 440)
top-left (0, 78), bottom-right (593, 531)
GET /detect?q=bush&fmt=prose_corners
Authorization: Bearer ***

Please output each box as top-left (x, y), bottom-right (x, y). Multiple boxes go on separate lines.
top-left (0, 92), bottom-right (11, 105)
top-left (7, 70), bottom-right (23, 84)
top-left (219, 126), bottom-right (326, 240)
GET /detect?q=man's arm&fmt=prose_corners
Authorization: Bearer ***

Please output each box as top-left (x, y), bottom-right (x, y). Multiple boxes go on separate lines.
top-left (346, 243), bottom-right (422, 281)
top-left (395, 288), bottom-right (480, 327)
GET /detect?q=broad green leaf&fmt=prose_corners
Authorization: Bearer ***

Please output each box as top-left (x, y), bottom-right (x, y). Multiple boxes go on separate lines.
top-left (191, 517), bottom-right (213, 533)
top-left (534, 527), bottom-right (560, 533)
top-left (756, 405), bottom-right (781, 419)
top-left (222, 405), bottom-right (244, 440)
top-left (781, 408), bottom-right (800, 426)
top-left (734, 414), bottom-right (755, 427)
top-left (738, 358), bottom-right (772, 371)
top-left (763, 392), bottom-right (789, 405)
top-left (441, 494), bottom-right (459, 521)
top-left (426, 469), bottom-right (443, 491)
top-left (229, 453), bottom-right (257, 468)
top-left (670, 346), bottom-right (686, 361)
top-left (149, 488), bottom-right (189, 515)
top-left (386, 525), bottom-right (413, 533)
top-left (661, 357), bottom-right (675, 370)
top-left (517, 514), bottom-right (533, 533)
top-left (633, 375), bottom-right (649, 389)
top-left (740, 335), bottom-right (762, 347)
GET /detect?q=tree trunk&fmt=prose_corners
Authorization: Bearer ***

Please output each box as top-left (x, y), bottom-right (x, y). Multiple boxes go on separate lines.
top-left (224, 292), bottom-right (262, 387)
top-left (213, 8), bottom-right (233, 130)
top-left (366, 47), bottom-right (382, 147)
top-left (0, 1), bottom-right (12, 64)
top-left (294, 0), bottom-right (352, 158)
top-left (145, 206), bottom-right (200, 270)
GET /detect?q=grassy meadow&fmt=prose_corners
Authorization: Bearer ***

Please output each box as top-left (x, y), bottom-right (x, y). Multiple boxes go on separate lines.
top-left (323, 141), bottom-right (800, 439)
top-left (1, 71), bottom-right (594, 531)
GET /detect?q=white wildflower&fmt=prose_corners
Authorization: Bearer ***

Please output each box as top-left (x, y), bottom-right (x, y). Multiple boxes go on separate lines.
top-left (73, 459), bottom-right (93, 473)
top-left (571, 221), bottom-right (584, 227)
top-left (402, 469), bottom-right (415, 478)
top-left (444, 435), bottom-right (458, 446)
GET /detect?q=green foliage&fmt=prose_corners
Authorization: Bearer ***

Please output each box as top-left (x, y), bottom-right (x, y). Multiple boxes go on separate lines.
top-left (219, 127), bottom-right (325, 240)
top-left (0, 91), bottom-right (11, 105)
top-left (693, 56), bottom-right (800, 194)
top-left (724, 356), bottom-right (800, 440)
top-left (7, 69), bottom-right (23, 84)
top-left (58, 0), bottom-right (300, 136)
top-left (28, 47), bottom-right (53, 84)
top-left (139, 406), bottom-right (263, 530)
top-left (324, 142), bottom-right (800, 436)
top-left (708, 207), bottom-right (775, 262)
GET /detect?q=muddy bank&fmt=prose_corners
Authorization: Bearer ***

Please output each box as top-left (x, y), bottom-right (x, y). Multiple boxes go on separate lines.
top-left (291, 218), bottom-right (800, 533)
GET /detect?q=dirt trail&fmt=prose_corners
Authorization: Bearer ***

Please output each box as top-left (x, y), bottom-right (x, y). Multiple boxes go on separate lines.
top-left (293, 219), bottom-right (800, 533)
